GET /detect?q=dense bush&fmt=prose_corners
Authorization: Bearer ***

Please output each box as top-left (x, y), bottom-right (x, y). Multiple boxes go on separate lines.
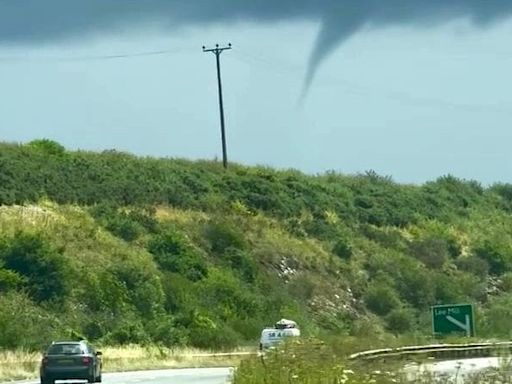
top-left (0, 232), bottom-right (70, 303)
top-left (103, 317), bottom-right (150, 345)
top-left (395, 261), bottom-right (435, 309)
top-left (148, 230), bottom-right (208, 282)
top-left (456, 255), bottom-right (490, 279)
top-left (27, 139), bottom-right (66, 156)
top-left (363, 281), bottom-right (401, 316)
top-left (409, 237), bottom-right (450, 269)
top-left (90, 204), bottom-right (158, 242)
top-left (0, 292), bottom-right (64, 349)
top-left (204, 220), bottom-right (247, 254)
top-left (385, 307), bottom-right (415, 333)
top-left (221, 247), bottom-right (257, 283)
top-left (482, 294), bottom-right (512, 337)
top-left (0, 267), bottom-right (25, 291)
top-left (1, 141), bottom-right (512, 350)
top-left (109, 257), bottom-right (165, 318)
top-left (432, 273), bottom-right (465, 304)
top-left (472, 239), bottom-right (512, 275)
top-left (0, 141), bottom-right (497, 224)
top-left (332, 239), bottom-right (353, 260)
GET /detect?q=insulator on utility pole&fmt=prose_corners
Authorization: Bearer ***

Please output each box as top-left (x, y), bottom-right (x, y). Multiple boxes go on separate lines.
top-left (203, 43), bottom-right (232, 169)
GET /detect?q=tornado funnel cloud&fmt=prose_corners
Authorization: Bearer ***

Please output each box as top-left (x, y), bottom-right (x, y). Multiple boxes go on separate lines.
top-left (1, 1), bottom-right (512, 100)
top-left (300, 12), bottom-right (365, 102)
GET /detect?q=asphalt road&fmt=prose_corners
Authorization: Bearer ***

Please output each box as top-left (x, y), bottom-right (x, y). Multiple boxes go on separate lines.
top-left (1, 368), bottom-right (233, 384)
top-left (4, 357), bottom-right (509, 384)
top-left (406, 357), bottom-right (512, 382)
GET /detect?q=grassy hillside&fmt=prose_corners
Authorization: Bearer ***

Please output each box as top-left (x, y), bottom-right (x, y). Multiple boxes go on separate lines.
top-left (2, 139), bottom-right (512, 350)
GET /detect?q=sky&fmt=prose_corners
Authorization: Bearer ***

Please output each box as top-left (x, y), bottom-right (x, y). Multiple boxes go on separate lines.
top-left (0, 1), bottom-right (512, 184)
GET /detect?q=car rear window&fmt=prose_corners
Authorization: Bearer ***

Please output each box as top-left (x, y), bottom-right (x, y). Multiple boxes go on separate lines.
top-left (47, 344), bottom-right (85, 355)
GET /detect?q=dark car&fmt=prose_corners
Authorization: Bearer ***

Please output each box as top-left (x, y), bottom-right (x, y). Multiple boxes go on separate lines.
top-left (40, 341), bottom-right (102, 384)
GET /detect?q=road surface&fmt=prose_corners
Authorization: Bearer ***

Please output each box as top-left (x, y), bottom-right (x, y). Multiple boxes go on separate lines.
top-left (3, 358), bottom-right (510, 384)
top-left (1, 368), bottom-right (233, 384)
top-left (405, 357), bottom-right (512, 382)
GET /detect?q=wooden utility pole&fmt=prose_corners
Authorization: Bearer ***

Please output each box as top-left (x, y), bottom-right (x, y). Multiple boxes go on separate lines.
top-left (202, 43), bottom-right (232, 169)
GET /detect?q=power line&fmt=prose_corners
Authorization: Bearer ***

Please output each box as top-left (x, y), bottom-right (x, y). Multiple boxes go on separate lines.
top-left (232, 48), bottom-right (512, 116)
top-left (203, 43), bottom-right (232, 169)
top-left (1, 42), bottom-right (510, 116)
top-left (0, 47), bottom-right (188, 62)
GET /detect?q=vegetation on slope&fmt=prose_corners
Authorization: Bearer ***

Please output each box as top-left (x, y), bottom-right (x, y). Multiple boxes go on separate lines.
top-left (2, 139), bottom-right (512, 350)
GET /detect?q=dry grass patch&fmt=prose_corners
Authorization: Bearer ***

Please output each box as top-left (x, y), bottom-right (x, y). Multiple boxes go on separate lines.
top-left (0, 349), bottom-right (40, 382)
top-left (154, 206), bottom-right (209, 226)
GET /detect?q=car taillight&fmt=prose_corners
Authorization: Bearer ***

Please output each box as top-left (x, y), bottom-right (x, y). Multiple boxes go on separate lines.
top-left (82, 357), bottom-right (92, 365)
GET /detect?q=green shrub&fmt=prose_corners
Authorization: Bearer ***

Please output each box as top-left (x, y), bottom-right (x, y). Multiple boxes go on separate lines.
top-left (409, 237), bottom-right (450, 269)
top-left (445, 237), bottom-right (462, 258)
top-left (160, 272), bottom-right (196, 313)
top-left (455, 272), bottom-right (487, 302)
top-left (3, 142), bottom-right (512, 348)
top-left (473, 240), bottom-right (512, 275)
top-left (488, 183), bottom-right (512, 211)
top-left (0, 292), bottom-right (64, 350)
top-left (350, 315), bottom-right (387, 338)
top-left (385, 307), bottom-right (415, 333)
top-left (148, 230), bottom-right (208, 281)
top-left (127, 208), bottom-right (159, 233)
top-left (363, 282), bottom-right (401, 316)
top-left (360, 225), bottom-right (405, 249)
top-left (423, 175), bottom-right (483, 217)
top-left (483, 294), bottom-right (512, 337)
top-left (286, 274), bottom-right (316, 302)
top-left (81, 270), bottom-right (130, 316)
top-left (0, 232), bottom-right (70, 303)
top-left (499, 272), bottom-right (512, 292)
top-left (110, 258), bottom-right (165, 317)
top-left (105, 216), bottom-right (142, 242)
top-left (222, 247), bottom-right (257, 283)
top-left (146, 316), bottom-right (189, 347)
top-left (27, 139), bottom-right (66, 156)
top-left (198, 269), bottom-right (262, 321)
top-left (396, 261), bottom-right (435, 308)
top-left (103, 318), bottom-right (150, 345)
top-left (90, 204), bottom-right (154, 241)
top-left (188, 322), bottom-right (242, 350)
top-left (333, 239), bottom-right (353, 260)
top-left (455, 255), bottom-right (490, 279)
top-left (204, 220), bottom-right (247, 254)
top-left (0, 268), bottom-right (25, 291)
top-left (172, 308), bottom-right (245, 349)
top-left (432, 272), bottom-right (465, 304)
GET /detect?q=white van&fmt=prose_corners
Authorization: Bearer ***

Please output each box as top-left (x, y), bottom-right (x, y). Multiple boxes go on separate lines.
top-left (259, 319), bottom-right (300, 350)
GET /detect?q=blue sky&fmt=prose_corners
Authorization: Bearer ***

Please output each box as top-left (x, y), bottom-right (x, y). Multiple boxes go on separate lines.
top-left (0, 2), bottom-right (511, 184)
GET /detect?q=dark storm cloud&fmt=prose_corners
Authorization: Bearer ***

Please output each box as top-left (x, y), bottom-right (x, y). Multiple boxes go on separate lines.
top-left (1, 1), bottom-right (512, 87)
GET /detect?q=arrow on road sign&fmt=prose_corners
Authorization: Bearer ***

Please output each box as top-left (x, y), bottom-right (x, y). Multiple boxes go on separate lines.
top-left (446, 315), bottom-right (471, 337)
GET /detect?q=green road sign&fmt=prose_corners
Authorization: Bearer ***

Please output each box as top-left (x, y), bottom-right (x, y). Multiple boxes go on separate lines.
top-left (432, 304), bottom-right (475, 337)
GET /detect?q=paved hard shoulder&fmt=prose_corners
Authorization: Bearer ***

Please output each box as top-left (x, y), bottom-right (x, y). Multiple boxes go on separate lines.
top-left (2, 368), bottom-right (234, 384)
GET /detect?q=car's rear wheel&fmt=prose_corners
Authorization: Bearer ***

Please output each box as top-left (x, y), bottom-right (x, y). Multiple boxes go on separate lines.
top-left (88, 373), bottom-right (96, 383)
top-left (40, 376), bottom-right (53, 384)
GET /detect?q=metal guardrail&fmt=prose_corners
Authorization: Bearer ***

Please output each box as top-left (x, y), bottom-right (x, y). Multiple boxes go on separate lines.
top-left (349, 342), bottom-right (512, 361)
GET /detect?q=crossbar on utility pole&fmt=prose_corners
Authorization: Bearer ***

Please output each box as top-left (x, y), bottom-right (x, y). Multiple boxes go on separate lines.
top-left (203, 43), bottom-right (232, 169)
